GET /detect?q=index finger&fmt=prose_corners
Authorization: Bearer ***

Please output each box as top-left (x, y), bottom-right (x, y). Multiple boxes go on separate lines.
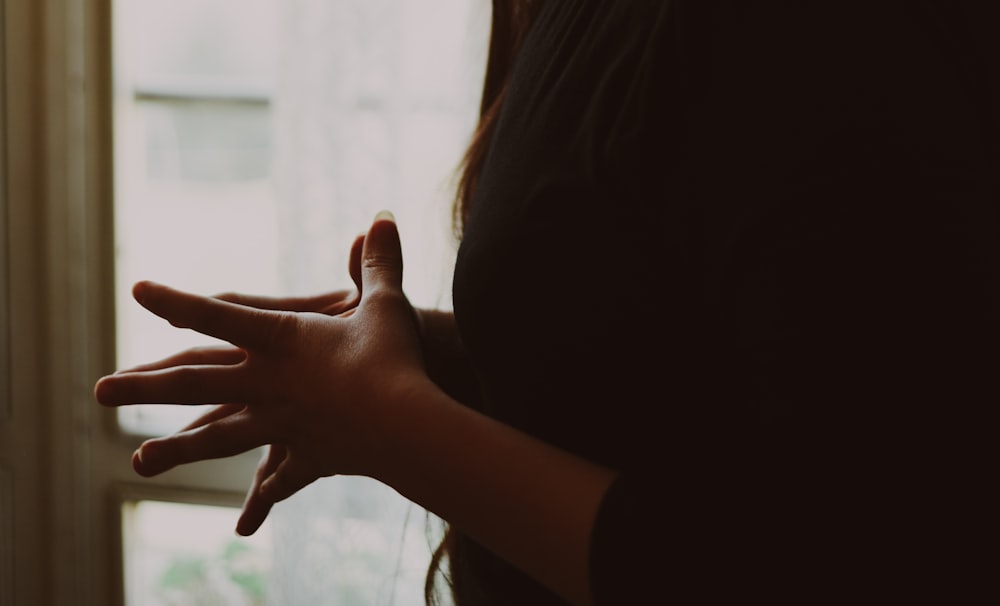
top-left (134, 281), bottom-right (291, 350)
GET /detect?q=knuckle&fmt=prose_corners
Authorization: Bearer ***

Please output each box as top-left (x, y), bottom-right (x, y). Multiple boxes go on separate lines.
top-left (362, 253), bottom-right (399, 274)
top-left (363, 255), bottom-right (402, 287)
top-left (261, 310), bottom-right (299, 348)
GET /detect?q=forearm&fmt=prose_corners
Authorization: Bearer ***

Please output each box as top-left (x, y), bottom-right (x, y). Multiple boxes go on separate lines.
top-left (376, 377), bottom-right (617, 606)
top-left (414, 308), bottom-right (482, 408)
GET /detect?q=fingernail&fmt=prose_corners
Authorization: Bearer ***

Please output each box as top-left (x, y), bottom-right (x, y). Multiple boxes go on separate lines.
top-left (374, 210), bottom-right (395, 223)
top-left (131, 449), bottom-right (145, 475)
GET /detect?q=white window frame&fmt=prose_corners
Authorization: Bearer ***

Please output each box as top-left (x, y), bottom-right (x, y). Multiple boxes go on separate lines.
top-left (1, 1), bottom-right (266, 604)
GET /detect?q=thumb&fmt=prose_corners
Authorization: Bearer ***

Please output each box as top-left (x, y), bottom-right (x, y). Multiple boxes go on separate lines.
top-left (360, 210), bottom-right (404, 295)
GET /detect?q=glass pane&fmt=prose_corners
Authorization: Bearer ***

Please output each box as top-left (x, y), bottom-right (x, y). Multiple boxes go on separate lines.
top-left (269, 478), bottom-right (441, 606)
top-left (113, 0), bottom-right (281, 436)
top-left (112, 0), bottom-right (484, 604)
top-left (112, 177), bottom-right (280, 436)
top-left (122, 500), bottom-right (273, 606)
top-left (141, 99), bottom-right (271, 184)
top-left (121, 0), bottom-right (277, 89)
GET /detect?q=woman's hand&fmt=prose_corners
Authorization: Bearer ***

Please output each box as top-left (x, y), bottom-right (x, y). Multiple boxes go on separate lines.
top-left (95, 212), bottom-right (431, 534)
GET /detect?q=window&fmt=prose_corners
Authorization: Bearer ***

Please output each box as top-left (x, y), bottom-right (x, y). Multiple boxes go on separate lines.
top-left (122, 498), bottom-right (273, 606)
top-left (0, 0), bottom-right (486, 604)
top-left (112, 1), bottom-right (487, 604)
top-left (113, 0), bottom-right (283, 436)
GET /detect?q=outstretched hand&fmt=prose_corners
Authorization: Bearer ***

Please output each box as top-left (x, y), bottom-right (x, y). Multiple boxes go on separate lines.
top-left (95, 212), bottom-right (429, 535)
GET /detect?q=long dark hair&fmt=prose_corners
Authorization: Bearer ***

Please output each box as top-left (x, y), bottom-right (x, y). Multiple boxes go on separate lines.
top-left (451, 0), bottom-right (546, 237)
top-left (426, 2), bottom-right (545, 605)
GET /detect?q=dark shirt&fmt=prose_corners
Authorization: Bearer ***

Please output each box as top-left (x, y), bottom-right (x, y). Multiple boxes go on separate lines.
top-left (451, 2), bottom-right (998, 604)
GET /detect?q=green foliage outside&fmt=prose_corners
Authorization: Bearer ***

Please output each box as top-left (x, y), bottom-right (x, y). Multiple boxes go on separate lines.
top-left (157, 538), bottom-right (269, 606)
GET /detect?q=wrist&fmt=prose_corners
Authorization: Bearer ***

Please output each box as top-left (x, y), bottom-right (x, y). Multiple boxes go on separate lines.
top-left (412, 309), bottom-right (482, 407)
top-left (367, 371), bottom-right (449, 484)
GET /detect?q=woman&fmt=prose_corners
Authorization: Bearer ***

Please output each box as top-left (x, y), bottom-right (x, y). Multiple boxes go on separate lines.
top-left (96, 1), bottom-right (998, 604)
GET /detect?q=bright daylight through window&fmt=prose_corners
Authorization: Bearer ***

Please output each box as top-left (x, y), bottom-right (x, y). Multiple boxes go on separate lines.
top-left (112, 0), bottom-right (486, 604)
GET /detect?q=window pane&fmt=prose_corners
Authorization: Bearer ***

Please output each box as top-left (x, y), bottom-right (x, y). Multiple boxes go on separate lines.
top-left (112, 180), bottom-right (280, 436)
top-left (141, 98), bottom-right (271, 184)
top-left (268, 478), bottom-right (439, 606)
top-left (122, 500), bottom-right (273, 606)
top-left (122, 0), bottom-right (277, 88)
top-left (112, 2), bottom-right (484, 601)
top-left (114, 0), bottom-right (281, 436)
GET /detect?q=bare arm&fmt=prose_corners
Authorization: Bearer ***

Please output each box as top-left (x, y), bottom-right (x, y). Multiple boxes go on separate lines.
top-left (376, 376), bottom-right (616, 606)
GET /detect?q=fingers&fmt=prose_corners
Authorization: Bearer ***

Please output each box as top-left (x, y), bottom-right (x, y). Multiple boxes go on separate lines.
top-left (180, 403), bottom-right (245, 432)
top-left (214, 289), bottom-right (357, 315)
top-left (236, 445), bottom-right (286, 536)
top-left (132, 411), bottom-right (268, 477)
top-left (360, 211), bottom-right (405, 297)
top-left (132, 281), bottom-right (292, 350)
top-left (95, 364), bottom-right (249, 406)
top-left (116, 346), bottom-right (246, 375)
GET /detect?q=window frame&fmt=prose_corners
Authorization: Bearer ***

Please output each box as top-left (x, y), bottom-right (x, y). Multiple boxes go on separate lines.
top-left (1, 1), bottom-right (265, 604)
top-left (0, 0), bottom-right (10, 428)
top-left (1, 0), bottom-right (121, 603)
top-left (1, 0), bottom-right (12, 599)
